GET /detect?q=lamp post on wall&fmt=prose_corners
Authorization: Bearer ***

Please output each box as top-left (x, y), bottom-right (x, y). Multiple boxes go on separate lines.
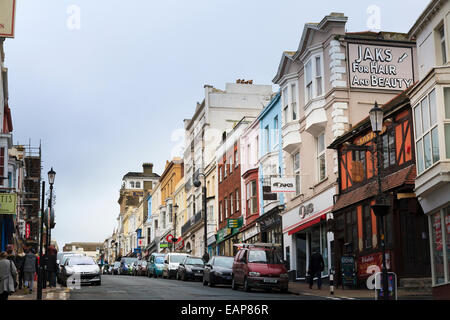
top-left (193, 173), bottom-right (209, 262)
top-left (369, 102), bottom-right (390, 300)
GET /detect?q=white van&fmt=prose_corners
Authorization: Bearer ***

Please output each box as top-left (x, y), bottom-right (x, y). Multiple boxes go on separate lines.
top-left (162, 252), bottom-right (189, 279)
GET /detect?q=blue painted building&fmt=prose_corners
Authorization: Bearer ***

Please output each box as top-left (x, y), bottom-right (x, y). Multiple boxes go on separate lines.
top-left (256, 92), bottom-right (285, 247)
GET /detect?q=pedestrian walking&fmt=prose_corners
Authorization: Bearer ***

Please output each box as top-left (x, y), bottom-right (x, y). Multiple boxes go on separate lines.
top-left (22, 249), bottom-right (38, 294)
top-left (308, 250), bottom-right (325, 290)
top-left (46, 246), bottom-right (58, 288)
top-left (15, 253), bottom-right (25, 290)
top-left (0, 251), bottom-right (18, 300)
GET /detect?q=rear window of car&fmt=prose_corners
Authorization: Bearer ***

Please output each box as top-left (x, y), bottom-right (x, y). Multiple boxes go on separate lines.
top-left (248, 250), bottom-right (283, 264)
top-left (214, 257), bottom-right (234, 268)
top-left (169, 255), bottom-right (187, 263)
top-left (185, 258), bottom-right (204, 265)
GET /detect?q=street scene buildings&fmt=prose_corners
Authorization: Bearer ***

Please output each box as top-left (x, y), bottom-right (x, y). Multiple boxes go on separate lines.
top-left (2, 0), bottom-right (449, 302)
top-left (100, 2), bottom-right (450, 300)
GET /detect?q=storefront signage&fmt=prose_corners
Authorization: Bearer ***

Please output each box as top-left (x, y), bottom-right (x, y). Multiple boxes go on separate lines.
top-left (0, 193), bottom-right (17, 214)
top-left (433, 214), bottom-right (443, 251)
top-left (355, 125), bottom-right (387, 145)
top-left (25, 222), bottom-right (31, 239)
top-left (299, 203), bottom-right (314, 219)
top-left (348, 43), bottom-right (414, 90)
top-left (227, 217), bottom-right (243, 229)
top-left (357, 251), bottom-right (391, 279)
top-left (341, 255), bottom-right (357, 287)
top-left (216, 227), bottom-right (231, 243)
top-left (0, 0), bottom-right (16, 38)
top-left (271, 178), bottom-right (296, 193)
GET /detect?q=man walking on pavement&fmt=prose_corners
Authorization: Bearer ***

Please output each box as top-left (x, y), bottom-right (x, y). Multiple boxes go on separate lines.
top-left (46, 246), bottom-right (58, 288)
top-left (308, 250), bottom-right (325, 290)
top-left (23, 248), bottom-right (38, 294)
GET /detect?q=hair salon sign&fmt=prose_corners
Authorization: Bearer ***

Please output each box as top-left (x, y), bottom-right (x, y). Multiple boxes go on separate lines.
top-left (348, 43), bottom-right (414, 90)
top-left (0, 0), bottom-right (16, 38)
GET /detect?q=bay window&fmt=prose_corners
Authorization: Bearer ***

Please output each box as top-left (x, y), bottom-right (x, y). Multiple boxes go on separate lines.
top-left (293, 152), bottom-right (300, 195)
top-left (305, 53), bottom-right (324, 104)
top-left (445, 88), bottom-right (450, 159)
top-left (246, 180), bottom-right (258, 216)
top-left (305, 60), bottom-right (312, 102)
top-left (414, 89), bottom-right (439, 174)
top-left (291, 83), bottom-right (297, 120)
top-left (273, 116), bottom-right (279, 147)
top-left (315, 56), bottom-right (323, 96)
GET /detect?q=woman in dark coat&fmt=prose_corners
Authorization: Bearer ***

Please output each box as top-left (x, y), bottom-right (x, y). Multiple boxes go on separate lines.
top-left (46, 246), bottom-right (58, 288)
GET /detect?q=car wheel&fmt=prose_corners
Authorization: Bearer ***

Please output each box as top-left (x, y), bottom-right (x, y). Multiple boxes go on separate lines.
top-left (154, 272), bottom-right (157, 278)
top-left (176, 272), bottom-right (180, 280)
top-left (243, 277), bottom-right (251, 292)
top-left (231, 277), bottom-right (238, 290)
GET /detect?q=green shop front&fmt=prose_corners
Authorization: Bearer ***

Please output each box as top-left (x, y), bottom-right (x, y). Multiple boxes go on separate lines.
top-left (217, 217), bottom-right (243, 257)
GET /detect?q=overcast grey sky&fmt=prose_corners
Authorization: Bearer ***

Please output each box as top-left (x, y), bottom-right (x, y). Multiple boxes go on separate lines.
top-left (4, 0), bottom-right (428, 248)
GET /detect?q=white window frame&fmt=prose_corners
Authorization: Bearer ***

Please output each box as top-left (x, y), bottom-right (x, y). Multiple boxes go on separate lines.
top-left (283, 87), bottom-right (289, 124)
top-left (304, 52), bottom-right (324, 105)
top-left (439, 24), bottom-right (447, 65)
top-left (414, 89), bottom-right (439, 175)
top-left (273, 115), bottom-right (279, 148)
top-left (265, 125), bottom-right (270, 154)
top-left (317, 132), bottom-right (326, 182)
top-left (293, 152), bottom-right (300, 195)
top-left (291, 82), bottom-right (297, 121)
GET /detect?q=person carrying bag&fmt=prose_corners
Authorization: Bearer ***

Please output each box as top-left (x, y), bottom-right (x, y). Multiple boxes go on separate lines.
top-left (0, 251), bottom-right (18, 300)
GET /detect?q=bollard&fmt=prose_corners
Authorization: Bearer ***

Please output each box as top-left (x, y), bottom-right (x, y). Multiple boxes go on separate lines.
top-left (329, 269), bottom-right (334, 295)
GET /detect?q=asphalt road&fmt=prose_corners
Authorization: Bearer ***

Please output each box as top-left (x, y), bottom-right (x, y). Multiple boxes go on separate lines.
top-left (68, 275), bottom-right (330, 300)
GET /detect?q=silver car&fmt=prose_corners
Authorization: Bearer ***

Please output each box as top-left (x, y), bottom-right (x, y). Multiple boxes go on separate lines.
top-left (61, 256), bottom-right (101, 286)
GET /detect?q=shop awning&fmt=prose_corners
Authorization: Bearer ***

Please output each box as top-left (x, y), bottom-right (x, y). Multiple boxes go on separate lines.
top-left (287, 214), bottom-right (326, 236)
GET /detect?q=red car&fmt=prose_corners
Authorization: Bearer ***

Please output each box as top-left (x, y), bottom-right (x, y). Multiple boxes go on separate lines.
top-left (231, 243), bottom-right (288, 293)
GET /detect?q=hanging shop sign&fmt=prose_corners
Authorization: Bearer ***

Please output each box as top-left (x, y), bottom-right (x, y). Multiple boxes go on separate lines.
top-left (348, 43), bottom-right (414, 90)
top-left (0, 0), bottom-right (16, 38)
top-left (357, 251), bottom-right (391, 279)
top-left (227, 217), bottom-right (243, 229)
top-left (137, 238), bottom-right (144, 247)
top-left (271, 178), bottom-right (296, 193)
top-left (25, 222), bottom-right (31, 239)
top-left (0, 193), bottom-right (17, 214)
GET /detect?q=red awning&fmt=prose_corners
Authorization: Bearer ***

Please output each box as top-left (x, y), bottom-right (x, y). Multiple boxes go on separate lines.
top-left (287, 215), bottom-right (326, 236)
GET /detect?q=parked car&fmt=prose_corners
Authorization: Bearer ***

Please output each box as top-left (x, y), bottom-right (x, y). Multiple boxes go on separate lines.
top-left (119, 257), bottom-right (138, 275)
top-left (147, 253), bottom-right (165, 278)
top-left (176, 256), bottom-right (205, 281)
top-left (231, 243), bottom-right (288, 293)
top-left (60, 256), bottom-right (101, 287)
top-left (111, 261), bottom-right (121, 275)
top-left (203, 255), bottom-right (234, 287)
top-left (162, 253), bottom-right (189, 279)
top-left (137, 260), bottom-right (148, 276)
top-left (57, 253), bottom-right (84, 284)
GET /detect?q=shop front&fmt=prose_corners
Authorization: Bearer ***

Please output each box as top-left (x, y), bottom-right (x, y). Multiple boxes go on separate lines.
top-left (282, 187), bottom-right (334, 280)
top-left (216, 225), bottom-right (242, 257)
top-left (257, 205), bottom-right (283, 247)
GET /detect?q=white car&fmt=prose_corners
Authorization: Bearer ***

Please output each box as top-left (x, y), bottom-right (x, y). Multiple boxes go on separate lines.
top-left (162, 253), bottom-right (189, 279)
top-left (61, 256), bottom-right (101, 286)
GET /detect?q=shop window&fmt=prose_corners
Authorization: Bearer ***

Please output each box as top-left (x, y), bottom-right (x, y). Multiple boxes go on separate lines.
top-left (414, 89), bottom-right (439, 173)
top-left (363, 205), bottom-right (372, 250)
top-left (431, 211), bottom-right (445, 285)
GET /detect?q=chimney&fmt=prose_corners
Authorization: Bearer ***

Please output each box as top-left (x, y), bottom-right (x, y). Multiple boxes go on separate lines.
top-left (143, 163), bottom-right (153, 174)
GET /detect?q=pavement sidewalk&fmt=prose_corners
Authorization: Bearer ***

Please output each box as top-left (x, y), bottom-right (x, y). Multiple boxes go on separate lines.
top-left (288, 281), bottom-right (432, 300)
top-left (8, 281), bottom-right (70, 300)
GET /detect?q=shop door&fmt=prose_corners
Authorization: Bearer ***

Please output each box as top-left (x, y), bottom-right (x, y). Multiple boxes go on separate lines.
top-left (295, 233), bottom-right (307, 279)
top-left (399, 200), bottom-right (431, 277)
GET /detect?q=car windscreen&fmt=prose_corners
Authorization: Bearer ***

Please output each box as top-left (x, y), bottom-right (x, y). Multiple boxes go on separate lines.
top-left (248, 250), bottom-right (283, 264)
top-left (62, 254), bottom-right (83, 265)
top-left (213, 257), bottom-right (234, 269)
top-left (169, 255), bottom-right (187, 263)
top-left (155, 257), bottom-right (164, 264)
top-left (68, 257), bottom-right (96, 266)
top-left (185, 258), bottom-right (204, 266)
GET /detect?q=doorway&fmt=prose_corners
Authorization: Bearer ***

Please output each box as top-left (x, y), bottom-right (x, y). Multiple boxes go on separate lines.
top-left (295, 233), bottom-right (307, 279)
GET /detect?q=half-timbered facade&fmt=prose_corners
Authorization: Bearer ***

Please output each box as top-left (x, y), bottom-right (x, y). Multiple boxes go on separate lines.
top-left (329, 91), bottom-right (431, 287)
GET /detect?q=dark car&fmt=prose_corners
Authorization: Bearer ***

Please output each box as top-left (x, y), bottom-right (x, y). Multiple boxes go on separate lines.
top-left (176, 256), bottom-right (205, 281)
top-left (203, 256), bottom-right (234, 287)
top-left (231, 243), bottom-right (288, 293)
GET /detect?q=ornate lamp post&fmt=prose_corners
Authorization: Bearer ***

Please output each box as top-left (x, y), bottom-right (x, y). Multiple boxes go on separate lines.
top-left (194, 173), bottom-right (209, 262)
top-left (369, 103), bottom-right (390, 300)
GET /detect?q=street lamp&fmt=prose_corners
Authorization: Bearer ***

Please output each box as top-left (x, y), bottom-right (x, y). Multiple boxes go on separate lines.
top-left (369, 102), bottom-right (390, 300)
top-left (193, 173), bottom-right (209, 263)
top-left (42, 168), bottom-right (56, 289)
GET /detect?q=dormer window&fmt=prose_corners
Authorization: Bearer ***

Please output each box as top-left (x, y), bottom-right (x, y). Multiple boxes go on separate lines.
top-left (130, 181), bottom-right (135, 188)
top-left (135, 181), bottom-right (141, 188)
